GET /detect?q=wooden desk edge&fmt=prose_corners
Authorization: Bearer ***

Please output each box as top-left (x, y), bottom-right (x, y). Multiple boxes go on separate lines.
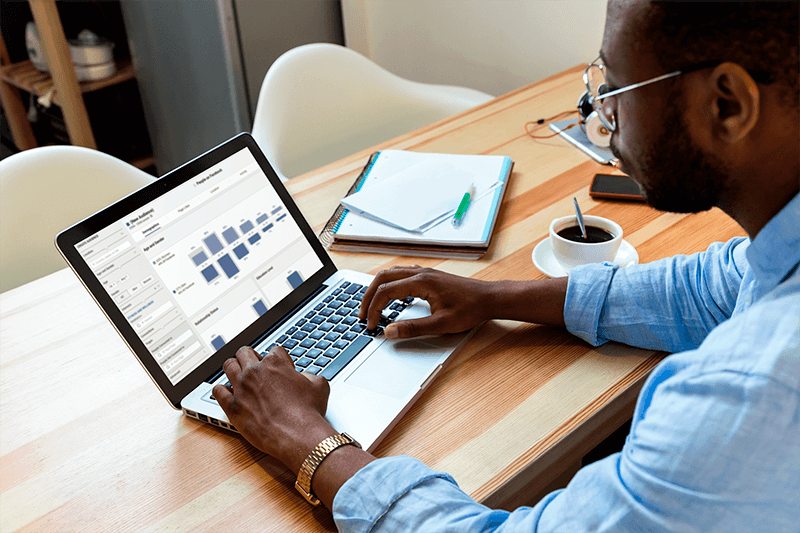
top-left (479, 355), bottom-right (661, 510)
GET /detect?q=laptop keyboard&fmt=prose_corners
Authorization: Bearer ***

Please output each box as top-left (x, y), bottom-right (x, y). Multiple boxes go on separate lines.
top-left (210, 281), bottom-right (413, 399)
top-left (264, 280), bottom-right (412, 380)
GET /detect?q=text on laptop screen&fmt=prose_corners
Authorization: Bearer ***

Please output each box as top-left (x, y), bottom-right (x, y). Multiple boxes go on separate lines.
top-left (75, 148), bottom-right (323, 385)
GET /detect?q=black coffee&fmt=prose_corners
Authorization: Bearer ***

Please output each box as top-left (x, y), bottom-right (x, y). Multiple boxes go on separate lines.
top-left (557, 225), bottom-right (614, 243)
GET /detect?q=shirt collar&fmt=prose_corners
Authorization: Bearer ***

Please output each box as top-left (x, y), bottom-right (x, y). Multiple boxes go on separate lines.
top-left (745, 192), bottom-right (800, 289)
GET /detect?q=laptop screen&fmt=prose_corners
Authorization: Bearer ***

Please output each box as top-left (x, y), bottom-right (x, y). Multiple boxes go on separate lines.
top-left (74, 147), bottom-right (323, 385)
top-left (57, 135), bottom-right (336, 407)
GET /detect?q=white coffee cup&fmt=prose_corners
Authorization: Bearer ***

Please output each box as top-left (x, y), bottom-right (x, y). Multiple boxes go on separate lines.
top-left (549, 215), bottom-right (623, 272)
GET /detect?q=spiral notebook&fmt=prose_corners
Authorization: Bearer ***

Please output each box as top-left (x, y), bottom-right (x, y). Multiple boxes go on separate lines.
top-left (320, 150), bottom-right (514, 259)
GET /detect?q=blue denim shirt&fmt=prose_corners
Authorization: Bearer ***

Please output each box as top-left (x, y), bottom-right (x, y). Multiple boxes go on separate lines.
top-left (333, 194), bottom-right (800, 533)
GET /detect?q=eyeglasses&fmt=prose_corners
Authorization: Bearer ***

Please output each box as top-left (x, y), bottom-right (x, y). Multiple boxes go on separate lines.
top-left (584, 55), bottom-right (774, 132)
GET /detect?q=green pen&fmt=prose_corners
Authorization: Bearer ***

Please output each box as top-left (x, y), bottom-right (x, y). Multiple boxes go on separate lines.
top-left (452, 183), bottom-right (475, 227)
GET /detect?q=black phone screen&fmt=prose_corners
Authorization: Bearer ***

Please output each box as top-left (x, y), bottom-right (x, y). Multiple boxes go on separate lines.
top-left (590, 174), bottom-right (645, 201)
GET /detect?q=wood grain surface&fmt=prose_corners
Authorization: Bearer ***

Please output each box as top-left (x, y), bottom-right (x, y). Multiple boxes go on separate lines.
top-left (0, 65), bottom-right (744, 532)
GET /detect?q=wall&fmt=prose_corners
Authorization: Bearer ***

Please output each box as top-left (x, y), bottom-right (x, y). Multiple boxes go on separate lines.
top-left (341, 0), bottom-right (608, 97)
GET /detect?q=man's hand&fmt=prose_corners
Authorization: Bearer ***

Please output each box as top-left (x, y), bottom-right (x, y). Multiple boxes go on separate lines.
top-left (212, 345), bottom-right (337, 475)
top-left (359, 265), bottom-right (497, 339)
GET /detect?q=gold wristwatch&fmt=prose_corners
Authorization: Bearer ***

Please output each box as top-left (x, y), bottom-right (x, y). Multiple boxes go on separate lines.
top-left (295, 432), bottom-right (361, 506)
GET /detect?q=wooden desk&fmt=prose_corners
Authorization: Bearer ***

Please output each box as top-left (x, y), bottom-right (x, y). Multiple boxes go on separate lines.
top-left (0, 65), bottom-right (744, 532)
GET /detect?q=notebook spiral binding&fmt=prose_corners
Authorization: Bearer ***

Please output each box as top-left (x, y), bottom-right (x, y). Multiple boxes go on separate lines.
top-left (318, 152), bottom-right (381, 248)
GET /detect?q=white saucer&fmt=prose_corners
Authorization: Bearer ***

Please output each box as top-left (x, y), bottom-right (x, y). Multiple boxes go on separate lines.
top-left (532, 238), bottom-right (639, 278)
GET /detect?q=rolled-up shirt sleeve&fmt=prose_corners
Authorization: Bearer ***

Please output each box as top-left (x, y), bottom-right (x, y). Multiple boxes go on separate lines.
top-left (564, 237), bottom-right (748, 352)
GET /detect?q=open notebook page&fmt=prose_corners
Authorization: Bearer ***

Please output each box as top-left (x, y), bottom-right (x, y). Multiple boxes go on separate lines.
top-left (333, 151), bottom-right (512, 246)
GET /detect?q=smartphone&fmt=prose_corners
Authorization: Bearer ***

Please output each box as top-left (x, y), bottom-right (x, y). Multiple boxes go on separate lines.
top-left (589, 173), bottom-right (646, 202)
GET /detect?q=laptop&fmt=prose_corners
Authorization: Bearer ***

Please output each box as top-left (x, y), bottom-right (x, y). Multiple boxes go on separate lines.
top-left (56, 133), bottom-right (473, 452)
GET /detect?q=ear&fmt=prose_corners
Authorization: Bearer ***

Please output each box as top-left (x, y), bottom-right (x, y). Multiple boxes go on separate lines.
top-left (708, 62), bottom-right (760, 143)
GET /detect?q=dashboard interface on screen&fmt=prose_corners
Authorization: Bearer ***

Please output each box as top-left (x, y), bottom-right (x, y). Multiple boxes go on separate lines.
top-left (75, 148), bottom-right (323, 385)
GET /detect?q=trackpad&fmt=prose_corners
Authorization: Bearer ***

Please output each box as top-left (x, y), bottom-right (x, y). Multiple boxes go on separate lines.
top-left (345, 339), bottom-right (445, 399)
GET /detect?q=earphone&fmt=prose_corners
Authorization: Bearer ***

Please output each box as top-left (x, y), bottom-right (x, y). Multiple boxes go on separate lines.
top-left (577, 91), bottom-right (612, 148)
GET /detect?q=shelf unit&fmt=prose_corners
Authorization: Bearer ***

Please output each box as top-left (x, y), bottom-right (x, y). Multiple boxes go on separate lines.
top-left (0, 0), bottom-right (154, 170)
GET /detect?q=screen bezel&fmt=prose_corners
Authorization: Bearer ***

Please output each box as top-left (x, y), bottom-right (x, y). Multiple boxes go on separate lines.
top-left (56, 133), bottom-right (337, 408)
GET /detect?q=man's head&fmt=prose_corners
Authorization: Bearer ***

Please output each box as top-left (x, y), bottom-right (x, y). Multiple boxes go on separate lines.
top-left (601, 1), bottom-right (799, 223)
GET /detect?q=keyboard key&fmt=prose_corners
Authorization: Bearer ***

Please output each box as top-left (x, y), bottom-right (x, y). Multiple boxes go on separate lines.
top-left (295, 318), bottom-right (307, 327)
top-left (321, 335), bottom-right (372, 380)
top-left (291, 331), bottom-right (307, 340)
top-left (287, 326), bottom-right (298, 335)
top-left (314, 355), bottom-right (332, 367)
top-left (309, 330), bottom-right (325, 340)
top-left (296, 356), bottom-right (313, 368)
top-left (328, 301), bottom-right (343, 309)
top-left (315, 303), bottom-right (325, 311)
top-left (352, 293), bottom-right (363, 301)
top-left (339, 281), bottom-right (350, 288)
top-left (335, 308), bottom-right (350, 316)
top-left (333, 324), bottom-right (348, 333)
top-left (324, 296), bottom-right (334, 303)
top-left (307, 348), bottom-right (323, 358)
top-left (332, 288), bottom-right (342, 295)
top-left (301, 323), bottom-right (316, 332)
top-left (351, 323), bottom-right (365, 333)
top-left (300, 339), bottom-right (315, 348)
top-left (305, 311), bottom-right (316, 319)
top-left (389, 311), bottom-right (400, 319)
top-left (310, 315), bottom-right (325, 324)
top-left (333, 340), bottom-right (348, 350)
top-left (277, 334), bottom-right (288, 343)
top-left (404, 296), bottom-right (414, 304)
top-left (390, 303), bottom-right (402, 311)
top-left (344, 283), bottom-right (362, 294)
top-left (324, 332), bottom-right (340, 342)
top-left (358, 285), bottom-right (367, 294)
top-left (364, 327), bottom-right (383, 337)
top-left (282, 339), bottom-right (299, 349)
top-left (342, 316), bottom-right (357, 325)
top-left (349, 309), bottom-right (361, 317)
top-left (319, 308), bottom-right (334, 317)
top-left (336, 293), bottom-right (349, 301)
top-left (316, 340), bottom-right (332, 350)
top-left (326, 315), bottom-right (343, 324)
top-left (290, 347), bottom-right (307, 357)
top-left (324, 348), bottom-right (341, 358)
top-left (342, 331), bottom-right (357, 341)
top-left (344, 300), bottom-right (359, 308)
top-left (318, 323), bottom-right (333, 332)
top-left (305, 365), bottom-right (322, 375)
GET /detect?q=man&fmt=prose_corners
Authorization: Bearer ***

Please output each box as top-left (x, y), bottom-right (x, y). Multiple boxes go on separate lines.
top-left (213, 1), bottom-right (799, 531)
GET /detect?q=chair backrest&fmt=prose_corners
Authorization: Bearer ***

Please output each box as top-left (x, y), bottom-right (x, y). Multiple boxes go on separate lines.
top-left (0, 146), bottom-right (155, 293)
top-left (251, 43), bottom-right (494, 181)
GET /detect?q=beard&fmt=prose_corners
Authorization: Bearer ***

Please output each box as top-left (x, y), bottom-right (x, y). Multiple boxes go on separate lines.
top-left (611, 84), bottom-right (731, 214)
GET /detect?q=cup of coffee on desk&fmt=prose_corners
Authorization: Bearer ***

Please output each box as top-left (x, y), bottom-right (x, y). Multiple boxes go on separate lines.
top-left (549, 215), bottom-right (623, 271)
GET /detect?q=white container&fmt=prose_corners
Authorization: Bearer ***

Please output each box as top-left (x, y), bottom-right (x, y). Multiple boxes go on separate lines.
top-left (549, 214), bottom-right (623, 272)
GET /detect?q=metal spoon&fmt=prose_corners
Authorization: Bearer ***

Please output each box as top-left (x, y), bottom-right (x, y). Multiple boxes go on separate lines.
top-left (573, 197), bottom-right (588, 240)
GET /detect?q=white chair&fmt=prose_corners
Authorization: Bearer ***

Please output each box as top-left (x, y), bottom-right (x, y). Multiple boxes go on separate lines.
top-left (0, 146), bottom-right (155, 293)
top-left (251, 43), bottom-right (494, 181)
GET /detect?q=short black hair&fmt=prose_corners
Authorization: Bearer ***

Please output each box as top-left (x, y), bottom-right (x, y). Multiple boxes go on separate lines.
top-left (642, 1), bottom-right (799, 108)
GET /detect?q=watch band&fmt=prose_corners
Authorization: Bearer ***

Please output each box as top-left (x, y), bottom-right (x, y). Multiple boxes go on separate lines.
top-left (295, 432), bottom-right (361, 506)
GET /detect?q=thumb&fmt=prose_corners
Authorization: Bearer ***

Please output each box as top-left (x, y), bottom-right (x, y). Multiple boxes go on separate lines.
top-left (302, 372), bottom-right (331, 415)
top-left (384, 316), bottom-right (444, 339)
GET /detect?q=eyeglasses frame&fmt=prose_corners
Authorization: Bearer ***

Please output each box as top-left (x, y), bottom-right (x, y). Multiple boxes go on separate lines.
top-left (583, 55), bottom-right (774, 131)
